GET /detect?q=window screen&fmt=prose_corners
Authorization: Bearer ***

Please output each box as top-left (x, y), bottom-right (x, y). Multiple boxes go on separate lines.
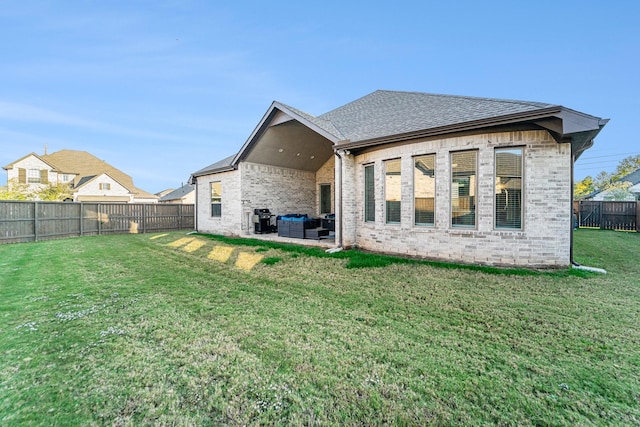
top-left (364, 165), bottom-right (375, 222)
top-left (211, 182), bottom-right (222, 217)
top-left (385, 159), bottom-right (401, 224)
top-left (495, 148), bottom-right (523, 229)
top-left (414, 155), bottom-right (435, 226)
top-left (451, 151), bottom-right (476, 227)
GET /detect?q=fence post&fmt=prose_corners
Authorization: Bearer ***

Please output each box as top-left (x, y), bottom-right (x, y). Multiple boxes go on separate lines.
top-left (98, 203), bottom-right (102, 235)
top-left (142, 204), bottom-right (146, 234)
top-left (599, 202), bottom-right (603, 230)
top-left (33, 201), bottom-right (38, 242)
top-left (79, 203), bottom-right (84, 236)
top-left (637, 201), bottom-right (640, 232)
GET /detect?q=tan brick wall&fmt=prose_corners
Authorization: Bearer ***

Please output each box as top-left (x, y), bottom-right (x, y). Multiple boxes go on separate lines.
top-left (344, 130), bottom-right (572, 267)
top-left (196, 161), bottom-right (326, 236)
top-left (195, 169), bottom-right (242, 235)
top-left (240, 162), bottom-right (316, 218)
top-left (315, 156), bottom-right (335, 214)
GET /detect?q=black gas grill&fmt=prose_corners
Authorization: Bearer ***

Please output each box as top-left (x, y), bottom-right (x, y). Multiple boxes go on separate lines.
top-left (253, 208), bottom-right (274, 233)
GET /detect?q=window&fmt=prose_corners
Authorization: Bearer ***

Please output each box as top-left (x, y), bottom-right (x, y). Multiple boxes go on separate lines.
top-left (27, 169), bottom-right (41, 184)
top-left (211, 182), bottom-right (222, 217)
top-left (320, 184), bottom-right (331, 214)
top-left (385, 159), bottom-right (401, 224)
top-left (364, 165), bottom-right (375, 222)
top-left (451, 151), bottom-right (477, 228)
top-left (495, 147), bottom-right (523, 229)
top-left (414, 155), bottom-right (435, 226)
top-left (99, 183), bottom-right (111, 191)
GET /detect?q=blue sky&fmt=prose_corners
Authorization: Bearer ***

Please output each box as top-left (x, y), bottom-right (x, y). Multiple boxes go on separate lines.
top-left (1, 1), bottom-right (638, 193)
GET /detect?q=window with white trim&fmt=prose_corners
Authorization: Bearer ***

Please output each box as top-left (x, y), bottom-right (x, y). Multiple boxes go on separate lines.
top-left (27, 169), bottom-right (41, 183)
top-left (99, 183), bottom-right (111, 191)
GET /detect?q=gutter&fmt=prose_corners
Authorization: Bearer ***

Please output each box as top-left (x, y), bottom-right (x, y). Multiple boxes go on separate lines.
top-left (334, 107), bottom-right (566, 151)
top-left (570, 138), bottom-right (607, 274)
top-left (193, 180), bottom-right (198, 232)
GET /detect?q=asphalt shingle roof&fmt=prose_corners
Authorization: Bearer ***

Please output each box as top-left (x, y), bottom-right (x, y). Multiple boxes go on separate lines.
top-left (159, 183), bottom-right (194, 201)
top-left (41, 150), bottom-right (156, 198)
top-left (278, 102), bottom-right (345, 140)
top-left (191, 154), bottom-right (235, 177)
top-left (318, 90), bottom-right (556, 142)
top-left (193, 90), bottom-right (572, 176)
top-left (618, 168), bottom-right (640, 185)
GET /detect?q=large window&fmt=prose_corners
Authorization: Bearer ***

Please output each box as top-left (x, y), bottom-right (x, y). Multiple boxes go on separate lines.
top-left (414, 155), bottom-right (435, 226)
top-left (364, 165), bottom-right (375, 222)
top-left (495, 147), bottom-right (523, 229)
top-left (385, 159), bottom-right (401, 224)
top-left (211, 182), bottom-right (222, 217)
top-left (451, 151), bottom-right (477, 228)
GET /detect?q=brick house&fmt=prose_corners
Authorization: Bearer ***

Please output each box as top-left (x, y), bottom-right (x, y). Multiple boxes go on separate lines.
top-left (3, 149), bottom-right (158, 203)
top-left (158, 183), bottom-right (196, 204)
top-left (190, 90), bottom-right (607, 267)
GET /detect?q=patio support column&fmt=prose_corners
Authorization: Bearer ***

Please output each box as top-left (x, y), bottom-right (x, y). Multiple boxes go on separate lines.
top-left (336, 148), bottom-right (356, 248)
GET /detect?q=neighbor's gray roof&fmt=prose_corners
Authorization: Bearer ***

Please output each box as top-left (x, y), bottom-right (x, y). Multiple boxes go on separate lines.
top-left (159, 183), bottom-right (195, 201)
top-left (319, 90), bottom-right (556, 143)
top-left (618, 168), bottom-right (640, 185)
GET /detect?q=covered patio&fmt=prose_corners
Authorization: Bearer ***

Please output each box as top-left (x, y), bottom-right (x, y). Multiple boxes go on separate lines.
top-left (240, 229), bottom-right (336, 248)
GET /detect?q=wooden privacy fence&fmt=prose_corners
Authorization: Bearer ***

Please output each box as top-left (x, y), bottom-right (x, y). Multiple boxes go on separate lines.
top-left (0, 201), bottom-right (194, 244)
top-left (575, 200), bottom-right (639, 231)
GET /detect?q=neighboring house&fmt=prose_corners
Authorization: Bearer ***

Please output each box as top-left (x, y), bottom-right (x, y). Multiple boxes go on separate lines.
top-left (190, 90), bottom-right (607, 267)
top-left (158, 183), bottom-right (195, 204)
top-left (3, 149), bottom-right (158, 203)
top-left (588, 168), bottom-right (640, 201)
top-left (156, 188), bottom-right (175, 198)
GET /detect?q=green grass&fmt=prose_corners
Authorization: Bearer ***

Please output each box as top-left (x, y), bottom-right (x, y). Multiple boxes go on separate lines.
top-left (199, 233), bottom-right (586, 275)
top-left (1, 229), bottom-right (639, 425)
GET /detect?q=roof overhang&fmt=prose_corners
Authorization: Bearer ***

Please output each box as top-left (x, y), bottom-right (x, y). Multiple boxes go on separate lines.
top-left (232, 102), bottom-right (339, 169)
top-left (3, 152), bottom-right (59, 171)
top-left (334, 106), bottom-right (608, 160)
top-left (75, 172), bottom-right (132, 193)
top-left (191, 101), bottom-right (339, 183)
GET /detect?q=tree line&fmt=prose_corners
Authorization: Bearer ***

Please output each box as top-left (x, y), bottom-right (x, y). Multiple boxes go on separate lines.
top-left (574, 154), bottom-right (640, 200)
top-left (0, 179), bottom-right (73, 201)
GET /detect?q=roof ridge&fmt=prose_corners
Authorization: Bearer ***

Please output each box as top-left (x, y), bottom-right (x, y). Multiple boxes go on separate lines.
top-left (276, 101), bottom-right (345, 140)
top-left (370, 89), bottom-right (556, 109)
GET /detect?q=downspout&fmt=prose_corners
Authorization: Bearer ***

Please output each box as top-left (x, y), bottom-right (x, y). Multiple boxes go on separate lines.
top-left (571, 148), bottom-right (606, 274)
top-left (570, 153), bottom-right (576, 266)
top-left (193, 177), bottom-right (198, 232)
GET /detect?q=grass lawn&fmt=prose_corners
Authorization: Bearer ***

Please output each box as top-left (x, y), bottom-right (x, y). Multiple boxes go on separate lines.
top-left (0, 229), bottom-right (639, 425)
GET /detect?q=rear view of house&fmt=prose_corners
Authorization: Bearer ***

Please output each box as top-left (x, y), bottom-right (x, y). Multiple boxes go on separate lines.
top-left (191, 90), bottom-right (607, 267)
